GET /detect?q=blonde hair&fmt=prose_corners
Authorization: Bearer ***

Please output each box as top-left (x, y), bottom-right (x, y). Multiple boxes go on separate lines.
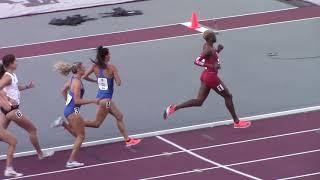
top-left (203, 30), bottom-right (215, 41)
top-left (54, 61), bottom-right (82, 76)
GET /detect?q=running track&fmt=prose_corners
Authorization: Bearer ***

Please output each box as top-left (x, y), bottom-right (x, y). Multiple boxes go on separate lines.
top-left (1, 5), bottom-right (320, 180)
top-left (0, 6), bottom-right (320, 59)
top-left (1, 110), bottom-right (320, 179)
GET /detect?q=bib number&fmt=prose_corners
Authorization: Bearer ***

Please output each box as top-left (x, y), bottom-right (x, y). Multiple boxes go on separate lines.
top-left (15, 110), bottom-right (22, 118)
top-left (66, 94), bottom-right (72, 105)
top-left (217, 84), bottom-right (224, 92)
top-left (98, 78), bottom-right (108, 90)
top-left (74, 107), bottom-right (80, 114)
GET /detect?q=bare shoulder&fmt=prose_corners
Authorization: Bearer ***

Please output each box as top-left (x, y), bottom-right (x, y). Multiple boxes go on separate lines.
top-left (108, 64), bottom-right (118, 71)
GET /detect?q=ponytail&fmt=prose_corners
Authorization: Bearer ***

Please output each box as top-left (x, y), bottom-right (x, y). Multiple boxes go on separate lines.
top-left (0, 64), bottom-right (5, 79)
top-left (54, 61), bottom-right (82, 76)
top-left (91, 45), bottom-right (109, 69)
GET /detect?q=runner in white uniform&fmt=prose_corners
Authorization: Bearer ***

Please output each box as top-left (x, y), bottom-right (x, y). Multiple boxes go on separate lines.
top-left (0, 54), bottom-right (55, 161)
top-left (0, 91), bottom-right (23, 178)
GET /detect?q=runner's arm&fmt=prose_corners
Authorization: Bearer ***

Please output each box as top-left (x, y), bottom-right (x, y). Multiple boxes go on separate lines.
top-left (194, 55), bottom-right (214, 69)
top-left (73, 79), bottom-right (98, 105)
top-left (61, 82), bottom-right (70, 101)
top-left (112, 65), bottom-right (121, 86)
top-left (0, 75), bottom-right (12, 90)
top-left (83, 65), bottom-right (97, 83)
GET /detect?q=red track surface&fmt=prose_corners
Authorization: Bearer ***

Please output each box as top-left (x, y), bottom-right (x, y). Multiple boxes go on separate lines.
top-left (0, 6), bottom-right (319, 59)
top-left (1, 111), bottom-right (320, 180)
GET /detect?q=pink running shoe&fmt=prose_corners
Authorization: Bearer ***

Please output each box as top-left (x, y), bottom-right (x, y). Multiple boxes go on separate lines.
top-left (163, 105), bottom-right (177, 120)
top-left (234, 120), bottom-right (251, 128)
top-left (126, 138), bottom-right (142, 147)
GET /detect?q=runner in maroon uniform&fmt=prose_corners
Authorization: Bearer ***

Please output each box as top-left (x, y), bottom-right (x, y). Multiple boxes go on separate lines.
top-left (164, 30), bottom-right (251, 128)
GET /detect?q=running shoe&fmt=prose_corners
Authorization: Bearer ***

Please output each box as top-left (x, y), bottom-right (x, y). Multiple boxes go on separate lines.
top-left (4, 167), bottom-right (23, 177)
top-left (125, 138), bottom-right (142, 147)
top-left (163, 104), bottom-right (177, 120)
top-left (50, 116), bottom-right (64, 128)
top-left (66, 161), bottom-right (84, 168)
top-left (234, 120), bottom-right (251, 128)
top-left (39, 150), bottom-right (55, 160)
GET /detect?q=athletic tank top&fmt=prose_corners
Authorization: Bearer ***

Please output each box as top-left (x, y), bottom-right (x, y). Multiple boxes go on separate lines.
top-left (3, 72), bottom-right (20, 105)
top-left (203, 50), bottom-right (220, 74)
top-left (96, 68), bottom-right (114, 99)
top-left (64, 77), bottom-right (85, 117)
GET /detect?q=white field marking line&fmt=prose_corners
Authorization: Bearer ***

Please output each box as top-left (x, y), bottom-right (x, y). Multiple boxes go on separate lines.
top-left (4, 128), bottom-right (320, 178)
top-left (189, 128), bottom-right (320, 152)
top-left (3, 127), bottom-right (320, 180)
top-left (1, 105), bottom-right (320, 160)
top-left (280, 172), bottom-right (320, 180)
top-left (16, 33), bottom-right (201, 60)
top-left (180, 22), bottom-right (208, 33)
top-left (16, 16), bottom-right (320, 61)
top-left (3, 152), bottom-right (182, 180)
top-left (139, 167), bottom-right (217, 180)
top-left (4, 128), bottom-right (320, 180)
top-left (0, 7), bottom-right (297, 49)
top-left (217, 16), bottom-right (320, 33)
top-left (156, 136), bottom-right (262, 180)
top-left (141, 149), bottom-right (320, 180)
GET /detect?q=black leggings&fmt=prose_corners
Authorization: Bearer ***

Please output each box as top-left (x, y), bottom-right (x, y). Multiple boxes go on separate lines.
top-left (1, 105), bottom-right (19, 115)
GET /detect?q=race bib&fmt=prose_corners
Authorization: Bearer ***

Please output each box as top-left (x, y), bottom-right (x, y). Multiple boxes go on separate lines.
top-left (66, 93), bottom-right (72, 105)
top-left (74, 107), bottom-right (80, 114)
top-left (98, 78), bottom-right (108, 90)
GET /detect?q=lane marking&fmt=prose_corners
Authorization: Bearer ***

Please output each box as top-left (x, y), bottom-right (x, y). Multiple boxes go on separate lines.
top-left (141, 149), bottom-right (320, 180)
top-left (156, 135), bottom-right (262, 180)
top-left (4, 128), bottom-right (320, 179)
top-left (190, 128), bottom-right (320, 152)
top-left (280, 172), bottom-right (320, 180)
top-left (180, 22), bottom-right (208, 33)
top-left (3, 152), bottom-right (180, 180)
top-left (0, 7), bottom-right (297, 49)
top-left (14, 16), bottom-right (320, 60)
top-left (1, 105), bottom-right (320, 160)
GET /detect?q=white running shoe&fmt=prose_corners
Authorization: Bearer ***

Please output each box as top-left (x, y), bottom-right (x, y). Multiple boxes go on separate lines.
top-left (4, 167), bottom-right (23, 177)
top-left (66, 161), bottom-right (84, 168)
top-left (50, 116), bottom-right (64, 128)
top-left (39, 150), bottom-right (55, 160)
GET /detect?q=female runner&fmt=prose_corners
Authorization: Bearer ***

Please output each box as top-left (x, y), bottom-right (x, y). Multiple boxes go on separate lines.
top-left (0, 54), bottom-right (55, 160)
top-left (54, 61), bottom-right (101, 168)
top-left (83, 46), bottom-right (141, 146)
top-left (0, 91), bottom-right (22, 177)
top-left (163, 30), bottom-right (251, 128)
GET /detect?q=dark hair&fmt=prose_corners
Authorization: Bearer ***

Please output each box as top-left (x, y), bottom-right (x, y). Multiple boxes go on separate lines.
top-left (203, 30), bottom-right (216, 43)
top-left (0, 54), bottom-right (16, 79)
top-left (91, 46), bottom-right (109, 69)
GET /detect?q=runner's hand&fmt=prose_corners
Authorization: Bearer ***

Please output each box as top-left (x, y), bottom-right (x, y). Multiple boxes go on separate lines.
top-left (27, 81), bottom-right (35, 89)
top-left (217, 44), bottom-right (224, 53)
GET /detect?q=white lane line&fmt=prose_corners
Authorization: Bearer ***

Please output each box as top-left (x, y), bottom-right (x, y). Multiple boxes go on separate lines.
top-left (141, 149), bottom-right (320, 180)
top-left (280, 172), bottom-right (320, 180)
top-left (1, 105), bottom-right (320, 160)
top-left (180, 22), bottom-right (208, 33)
top-left (140, 167), bottom-right (217, 180)
top-left (0, 7), bottom-right (297, 49)
top-left (4, 128), bottom-right (320, 179)
top-left (3, 152), bottom-right (182, 180)
top-left (190, 128), bottom-right (320, 152)
top-left (156, 136), bottom-right (262, 180)
top-left (16, 33), bottom-right (201, 60)
top-left (15, 16), bottom-right (320, 60)
top-left (217, 16), bottom-right (320, 33)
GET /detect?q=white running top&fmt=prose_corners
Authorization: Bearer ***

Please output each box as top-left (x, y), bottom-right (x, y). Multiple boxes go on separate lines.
top-left (3, 72), bottom-right (20, 105)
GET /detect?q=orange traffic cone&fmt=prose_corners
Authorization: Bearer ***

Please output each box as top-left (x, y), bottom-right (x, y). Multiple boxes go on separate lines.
top-left (189, 12), bottom-right (200, 29)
